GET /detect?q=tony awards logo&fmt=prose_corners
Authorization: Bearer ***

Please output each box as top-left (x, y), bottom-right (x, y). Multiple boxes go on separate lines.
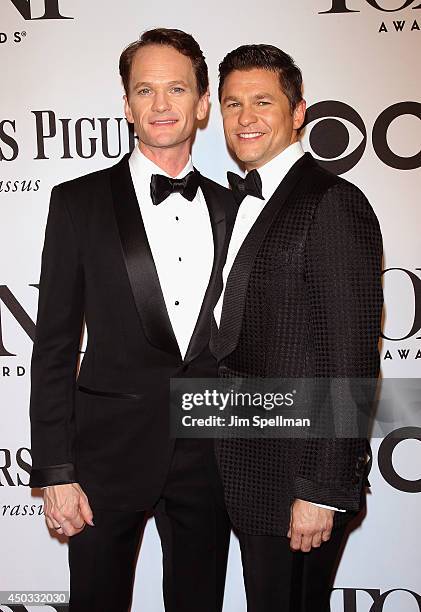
top-left (319, 0), bottom-right (421, 33)
top-left (1, 1), bottom-right (73, 46)
top-left (7, 0), bottom-right (72, 20)
top-left (320, 0), bottom-right (421, 13)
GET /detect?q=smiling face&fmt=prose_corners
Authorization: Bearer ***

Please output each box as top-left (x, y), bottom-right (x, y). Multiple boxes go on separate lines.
top-left (124, 44), bottom-right (209, 160)
top-left (220, 68), bottom-right (306, 170)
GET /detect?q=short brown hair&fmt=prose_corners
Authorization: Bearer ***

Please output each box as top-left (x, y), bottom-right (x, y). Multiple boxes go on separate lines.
top-left (119, 28), bottom-right (209, 98)
top-left (218, 44), bottom-right (303, 112)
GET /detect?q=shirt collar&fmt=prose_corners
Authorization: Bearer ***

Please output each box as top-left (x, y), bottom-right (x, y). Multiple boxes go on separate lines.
top-left (247, 141), bottom-right (304, 202)
top-left (129, 145), bottom-right (194, 183)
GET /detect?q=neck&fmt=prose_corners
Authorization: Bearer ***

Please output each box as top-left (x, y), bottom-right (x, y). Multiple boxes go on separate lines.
top-left (139, 141), bottom-right (191, 177)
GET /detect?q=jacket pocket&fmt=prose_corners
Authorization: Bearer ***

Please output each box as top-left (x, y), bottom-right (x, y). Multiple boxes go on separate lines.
top-left (77, 385), bottom-right (143, 400)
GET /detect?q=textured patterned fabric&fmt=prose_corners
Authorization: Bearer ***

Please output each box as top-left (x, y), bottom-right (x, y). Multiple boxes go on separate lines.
top-left (214, 154), bottom-right (383, 535)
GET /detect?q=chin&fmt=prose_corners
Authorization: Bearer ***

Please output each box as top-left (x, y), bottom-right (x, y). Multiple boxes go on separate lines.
top-left (151, 135), bottom-right (181, 148)
top-left (236, 152), bottom-right (262, 165)
top-left (236, 144), bottom-right (263, 156)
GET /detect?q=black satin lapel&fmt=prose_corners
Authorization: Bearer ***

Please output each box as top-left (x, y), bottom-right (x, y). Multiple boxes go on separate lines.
top-left (209, 314), bottom-right (220, 357)
top-left (216, 153), bottom-right (315, 361)
top-left (183, 174), bottom-right (227, 363)
top-left (110, 154), bottom-right (180, 358)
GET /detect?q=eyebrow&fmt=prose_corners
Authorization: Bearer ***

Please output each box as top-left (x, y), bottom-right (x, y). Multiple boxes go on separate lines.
top-left (254, 92), bottom-right (275, 100)
top-left (132, 80), bottom-right (190, 89)
top-left (221, 94), bottom-right (238, 104)
top-left (222, 92), bottom-right (275, 104)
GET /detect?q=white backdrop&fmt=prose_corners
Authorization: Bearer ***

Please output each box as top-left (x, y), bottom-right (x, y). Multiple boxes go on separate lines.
top-left (1, 0), bottom-right (420, 610)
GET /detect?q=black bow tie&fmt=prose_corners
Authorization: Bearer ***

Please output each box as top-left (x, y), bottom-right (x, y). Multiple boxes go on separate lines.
top-left (227, 169), bottom-right (264, 205)
top-left (150, 170), bottom-right (200, 206)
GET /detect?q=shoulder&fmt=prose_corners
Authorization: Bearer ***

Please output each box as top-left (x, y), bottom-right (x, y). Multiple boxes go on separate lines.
top-left (53, 155), bottom-right (129, 204)
top-left (199, 173), bottom-right (237, 218)
top-left (303, 157), bottom-right (380, 227)
top-left (302, 156), bottom-right (354, 196)
top-left (199, 173), bottom-right (231, 197)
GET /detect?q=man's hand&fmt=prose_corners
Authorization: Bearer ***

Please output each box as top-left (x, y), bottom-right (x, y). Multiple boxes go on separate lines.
top-left (43, 483), bottom-right (94, 537)
top-left (287, 499), bottom-right (334, 552)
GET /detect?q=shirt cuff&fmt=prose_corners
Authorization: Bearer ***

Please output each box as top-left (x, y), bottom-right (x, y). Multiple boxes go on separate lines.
top-left (309, 501), bottom-right (346, 513)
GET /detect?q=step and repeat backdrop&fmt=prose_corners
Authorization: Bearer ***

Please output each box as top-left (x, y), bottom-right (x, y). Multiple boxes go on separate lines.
top-left (1, 0), bottom-right (420, 610)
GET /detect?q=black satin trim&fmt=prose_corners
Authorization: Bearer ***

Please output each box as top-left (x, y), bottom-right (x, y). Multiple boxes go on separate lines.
top-left (110, 154), bottom-right (180, 357)
top-left (29, 463), bottom-right (76, 488)
top-left (77, 385), bottom-right (143, 400)
top-left (182, 173), bottom-right (228, 364)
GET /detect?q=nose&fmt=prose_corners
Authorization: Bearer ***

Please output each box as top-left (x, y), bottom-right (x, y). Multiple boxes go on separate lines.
top-left (238, 104), bottom-right (257, 127)
top-left (152, 90), bottom-right (171, 113)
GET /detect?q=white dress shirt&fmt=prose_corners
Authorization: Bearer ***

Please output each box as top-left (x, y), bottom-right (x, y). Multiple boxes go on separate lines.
top-left (214, 142), bottom-right (344, 513)
top-left (129, 146), bottom-right (213, 359)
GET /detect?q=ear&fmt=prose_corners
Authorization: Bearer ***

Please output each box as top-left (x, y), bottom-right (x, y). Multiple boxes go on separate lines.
top-left (293, 99), bottom-right (306, 132)
top-left (196, 88), bottom-right (210, 121)
top-left (124, 95), bottom-right (134, 124)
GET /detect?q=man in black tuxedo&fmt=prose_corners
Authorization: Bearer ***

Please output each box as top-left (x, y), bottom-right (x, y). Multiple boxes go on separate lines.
top-left (29, 28), bottom-right (235, 612)
top-left (212, 45), bottom-right (383, 611)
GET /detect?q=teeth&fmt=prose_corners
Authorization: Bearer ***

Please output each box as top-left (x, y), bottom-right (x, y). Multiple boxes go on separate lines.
top-left (154, 120), bottom-right (176, 124)
top-left (238, 132), bottom-right (263, 139)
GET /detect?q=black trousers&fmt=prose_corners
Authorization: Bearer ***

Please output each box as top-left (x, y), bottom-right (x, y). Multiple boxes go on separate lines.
top-left (68, 439), bottom-right (230, 612)
top-left (238, 526), bottom-right (346, 612)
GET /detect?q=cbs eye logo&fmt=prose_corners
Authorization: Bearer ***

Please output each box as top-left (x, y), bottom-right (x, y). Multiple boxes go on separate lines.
top-left (303, 100), bottom-right (421, 175)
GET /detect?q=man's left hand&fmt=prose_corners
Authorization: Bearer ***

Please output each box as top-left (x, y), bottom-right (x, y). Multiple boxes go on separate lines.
top-left (287, 499), bottom-right (334, 552)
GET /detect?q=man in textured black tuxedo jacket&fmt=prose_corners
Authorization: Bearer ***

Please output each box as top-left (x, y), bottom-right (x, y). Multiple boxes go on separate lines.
top-left (29, 29), bottom-right (235, 612)
top-left (212, 45), bottom-right (383, 611)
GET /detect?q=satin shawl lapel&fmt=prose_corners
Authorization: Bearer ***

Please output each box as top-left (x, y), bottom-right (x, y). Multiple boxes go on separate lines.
top-left (215, 153), bottom-right (314, 362)
top-left (110, 154), bottom-right (180, 358)
top-left (183, 173), bottom-right (228, 363)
